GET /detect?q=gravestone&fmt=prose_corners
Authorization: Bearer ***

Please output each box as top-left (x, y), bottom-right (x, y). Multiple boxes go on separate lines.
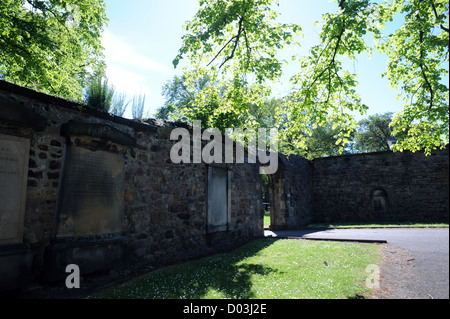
top-left (0, 133), bottom-right (33, 291)
top-left (0, 133), bottom-right (30, 245)
top-left (44, 122), bottom-right (134, 281)
top-left (57, 145), bottom-right (124, 237)
top-left (207, 166), bottom-right (231, 233)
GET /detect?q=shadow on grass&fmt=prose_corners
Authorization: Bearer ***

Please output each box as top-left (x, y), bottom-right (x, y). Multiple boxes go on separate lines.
top-left (164, 239), bottom-right (283, 299)
top-left (99, 239), bottom-right (282, 299)
top-left (179, 262), bottom-right (283, 299)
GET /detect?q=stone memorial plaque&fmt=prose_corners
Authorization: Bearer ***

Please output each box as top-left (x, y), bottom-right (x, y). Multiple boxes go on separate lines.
top-left (57, 145), bottom-right (124, 237)
top-left (0, 134), bottom-right (30, 245)
top-left (207, 167), bottom-right (231, 233)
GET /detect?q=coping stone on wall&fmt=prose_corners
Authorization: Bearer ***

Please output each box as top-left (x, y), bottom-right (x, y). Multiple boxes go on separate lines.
top-left (0, 80), bottom-right (159, 133)
top-left (61, 122), bottom-right (137, 148)
top-left (0, 95), bottom-right (47, 131)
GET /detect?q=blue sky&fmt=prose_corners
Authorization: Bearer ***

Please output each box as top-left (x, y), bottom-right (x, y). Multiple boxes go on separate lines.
top-left (102, 0), bottom-right (404, 120)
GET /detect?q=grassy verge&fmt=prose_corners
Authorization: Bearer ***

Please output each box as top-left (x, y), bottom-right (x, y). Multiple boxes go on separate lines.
top-left (306, 222), bottom-right (449, 229)
top-left (91, 239), bottom-right (381, 299)
top-left (264, 211), bottom-right (270, 228)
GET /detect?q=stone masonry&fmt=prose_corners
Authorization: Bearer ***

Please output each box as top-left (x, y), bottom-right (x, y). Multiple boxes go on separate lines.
top-left (0, 79), bottom-right (448, 292)
top-left (0, 80), bottom-right (263, 290)
top-left (311, 149), bottom-right (449, 223)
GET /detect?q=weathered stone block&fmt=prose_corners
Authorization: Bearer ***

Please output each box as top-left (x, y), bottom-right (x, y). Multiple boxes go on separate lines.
top-left (0, 244), bottom-right (33, 292)
top-left (0, 134), bottom-right (30, 245)
top-left (57, 146), bottom-right (124, 237)
top-left (43, 235), bottom-right (129, 282)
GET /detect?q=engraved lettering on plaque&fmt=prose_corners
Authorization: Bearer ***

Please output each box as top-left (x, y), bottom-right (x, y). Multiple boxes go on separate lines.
top-left (0, 134), bottom-right (30, 245)
top-left (57, 146), bottom-right (124, 237)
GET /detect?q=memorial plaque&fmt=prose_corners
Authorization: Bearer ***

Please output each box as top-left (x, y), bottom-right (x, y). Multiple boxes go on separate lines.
top-left (207, 167), bottom-right (231, 233)
top-left (57, 145), bottom-right (124, 237)
top-left (0, 134), bottom-right (30, 245)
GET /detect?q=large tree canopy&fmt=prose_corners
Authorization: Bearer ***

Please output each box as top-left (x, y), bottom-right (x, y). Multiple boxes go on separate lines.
top-left (354, 112), bottom-right (396, 153)
top-left (174, 0), bottom-right (449, 155)
top-left (0, 0), bottom-right (108, 101)
top-left (173, 0), bottom-right (301, 132)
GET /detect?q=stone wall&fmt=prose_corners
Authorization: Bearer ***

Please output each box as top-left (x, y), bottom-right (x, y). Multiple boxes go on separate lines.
top-left (0, 80), bottom-right (263, 290)
top-left (268, 154), bottom-right (312, 229)
top-left (122, 126), bottom-right (264, 266)
top-left (1, 79), bottom-right (448, 292)
top-left (311, 149), bottom-right (449, 223)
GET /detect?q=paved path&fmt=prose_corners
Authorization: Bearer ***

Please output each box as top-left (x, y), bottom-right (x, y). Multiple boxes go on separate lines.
top-left (265, 228), bottom-right (449, 299)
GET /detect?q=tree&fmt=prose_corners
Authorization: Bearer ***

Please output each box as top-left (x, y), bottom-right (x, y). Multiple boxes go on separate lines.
top-left (84, 75), bottom-right (130, 116)
top-left (304, 122), bottom-right (354, 159)
top-left (84, 76), bottom-right (114, 112)
top-left (175, 0), bottom-right (449, 156)
top-left (110, 92), bottom-right (129, 117)
top-left (156, 75), bottom-right (192, 122)
top-left (0, 0), bottom-right (108, 101)
top-left (156, 74), bottom-right (263, 132)
top-left (173, 0), bottom-right (300, 133)
top-left (132, 92), bottom-right (146, 119)
top-left (157, 73), bottom-right (287, 135)
top-left (381, 0), bottom-right (449, 154)
top-left (155, 74), bottom-right (218, 124)
top-left (354, 112), bottom-right (396, 153)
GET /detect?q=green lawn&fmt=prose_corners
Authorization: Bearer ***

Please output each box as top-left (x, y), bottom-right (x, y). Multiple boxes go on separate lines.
top-left (264, 211), bottom-right (270, 228)
top-left (91, 239), bottom-right (381, 299)
top-left (306, 222), bottom-right (449, 229)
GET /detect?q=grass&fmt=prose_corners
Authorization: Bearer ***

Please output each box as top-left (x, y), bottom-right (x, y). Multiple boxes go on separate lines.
top-left (263, 210), bottom-right (447, 230)
top-left (264, 211), bottom-right (270, 228)
top-left (306, 222), bottom-right (449, 229)
top-left (91, 239), bottom-right (381, 299)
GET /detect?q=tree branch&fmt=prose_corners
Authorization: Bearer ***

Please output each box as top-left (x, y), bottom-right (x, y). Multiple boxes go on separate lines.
top-left (219, 16), bottom-right (244, 69)
top-left (417, 9), bottom-right (434, 110)
top-left (243, 27), bottom-right (252, 69)
top-left (207, 36), bottom-right (236, 67)
top-left (430, 0), bottom-right (450, 33)
top-left (207, 11), bottom-right (246, 69)
top-left (307, 17), bottom-right (346, 96)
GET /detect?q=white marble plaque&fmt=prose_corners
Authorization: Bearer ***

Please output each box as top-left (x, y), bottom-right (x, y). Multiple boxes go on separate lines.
top-left (0, 134), bottom-right (30, 245)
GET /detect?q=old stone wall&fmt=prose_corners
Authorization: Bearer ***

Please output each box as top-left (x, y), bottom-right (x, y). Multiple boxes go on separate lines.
top-left (1, 79), bottom-right (448, 292)
top-left (311, 149), bottom-right (449, 223)
top-left (0, 80), bottom-right (263, 290)
top-left (268, 154), bottom-right (312, 229)
top-left (122, 127), bottom-right (264, 266)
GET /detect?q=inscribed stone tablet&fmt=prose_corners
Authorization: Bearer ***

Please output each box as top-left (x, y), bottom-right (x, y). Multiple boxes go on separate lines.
top-left (57, 146), bottom-right (124, 237)
top-left (207, 167), bottom-right (231, 233)
top-left (0, 134), bottom-right (30, 245)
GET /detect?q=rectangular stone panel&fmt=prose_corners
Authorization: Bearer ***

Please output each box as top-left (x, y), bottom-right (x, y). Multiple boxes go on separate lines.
top-left (57, 145), bottom-right (124, 237)
top-left (207, 167), bottom-right (231, 233)
top-left (0, 134), bottom-right (30, 245)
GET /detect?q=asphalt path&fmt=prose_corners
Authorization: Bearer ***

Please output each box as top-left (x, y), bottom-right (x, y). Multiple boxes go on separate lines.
top-left (265, 228), bottom-right (449, 299)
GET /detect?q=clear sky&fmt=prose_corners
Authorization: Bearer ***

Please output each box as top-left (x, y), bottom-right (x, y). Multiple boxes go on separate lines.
top-left (102, 0), bottom-right (405, 120)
